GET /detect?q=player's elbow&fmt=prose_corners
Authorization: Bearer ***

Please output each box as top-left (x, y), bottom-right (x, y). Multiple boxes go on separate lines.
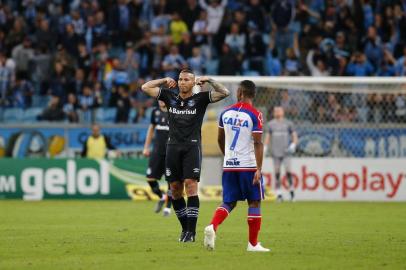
top-left (224, 88), bottom-right (231, 97)
top-left (254, 140), bottom-right (263, 147)
top-left (141, 83), bottom-right (148, 92)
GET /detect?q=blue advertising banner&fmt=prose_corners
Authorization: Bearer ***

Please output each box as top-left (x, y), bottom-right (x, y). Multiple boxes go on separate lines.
top-left (0, 125), bottom-right (148, 158)
top-left (1, 124), bottom-right (405, 158)
top-left (298, 127), bottom-right (406, 157)
top-left (0, 127), bottom-right (65, 158)
top-left (67, 126), bottom-right (148, 149)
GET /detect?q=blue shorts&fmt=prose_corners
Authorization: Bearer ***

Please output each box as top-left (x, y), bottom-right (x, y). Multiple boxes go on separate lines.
top-left (222, 171), bottom-right (265, 203)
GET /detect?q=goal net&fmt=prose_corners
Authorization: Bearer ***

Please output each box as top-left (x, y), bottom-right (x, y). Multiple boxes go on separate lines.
top-left (201, 76), bottom-right (406, 158)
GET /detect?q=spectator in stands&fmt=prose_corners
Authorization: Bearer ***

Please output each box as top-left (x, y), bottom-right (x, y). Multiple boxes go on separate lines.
top-left (63, 93), bottom-right (79, 123)
top-left (71, 9), bottom-right (86, 36)
top-left (363, 26), bottom-right (383, 70)
top-left (395, 46), bottom-right (406, 75)
top-left (30, 44), bottom-right (52, 94)
top-left (325, 94), bottom-right (340, 122)
top-left (49, 61), bottom-right (68, 98)
top-left (61, 23), bottom-right (80, 58)
top-left (346, 52), bottom-right (374, 76)
top-left (218, 43), bottom-right (240, 75)
top-left (115, 85), bottom-right (131, 123)
top-left (94, 9), bottom-right (107, 37)
top-left (12, 36), bottom-right (34, 77)
top-left (179, 32), bottom-right (194, 59)
top-left (306, 49), bottom-right (330, 76)
top-left (246, 0), bottom-right (268, 32)
top-left (161, 45), bottom-right (187, 79)
top-left (280, 90), bottom-right (298, 119)
top-left (6, 17), bottom-right (26, 52)
top-left (271, 0), bottom-right (295, 61)
top-left (105, 58), bottom-right (130, 105)
top-left (136, 32), bottom-right (154, 77)
top-left (35, 19), bottom-right (56, 52)
top-left (367, 94), bottom-right (385, 123)
top-left (192, 10), bottom-right (209, 46)
top-left (0, 52), bottom-right (12, 106)
top-left (169, 11), bottom-right (188, 45)
top-left (37, 95), bottom-right (64, 121)
top-left (181, 0), bottom-right (201, 32)
top-left (225, 23), bottom-right (245, 55)
top-left (284, 47), bottom-right (300, 76)
top-left (199, 0), bottom-right (227, 35)
top-left (265, 48), bottom-right (282, 76)
top-left (377, 50), bottom-right (396, 76)
top-left (76, 42), bottom-right (91, 78)
top-left (109, 0), bottom-right (132, 46)
top-left (395, 94), bottom-right (406, 122)
top-left (10, 72), bottom-right (34, 109)
top-left (187, 46), bottom-right (206, 75)
top-left (53, 44), bottom-right (75, 77)
top-left (131, 79), bottom-right (154, 123)
top-left (151, 25), bottom-right (171, 47)
top-left (120, 41), bottom-right (139, 84)
top-left (68, 69), bottom-right (86, 96)
top-left (246, 21), bottom-right (266, 74)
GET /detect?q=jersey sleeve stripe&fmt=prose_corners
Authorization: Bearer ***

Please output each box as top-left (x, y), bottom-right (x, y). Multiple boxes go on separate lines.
top-left (209, 91), bottom-right (213, 103)
top-left (156, 87), bottom-right (162, 100)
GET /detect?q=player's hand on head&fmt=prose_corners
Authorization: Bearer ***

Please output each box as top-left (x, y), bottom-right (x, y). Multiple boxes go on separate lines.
top-left (253, 170), bottom-right (261, 185)
top-left (196, 76), bottom-right (211, 86)
top-left (165, 77), bottom-right (177, 88)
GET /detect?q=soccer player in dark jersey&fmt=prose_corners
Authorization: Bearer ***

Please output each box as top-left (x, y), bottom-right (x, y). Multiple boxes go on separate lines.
top-left (143, 100), bottom-right (172, 216)
top-left (141, 69), bottom-right (230, 242)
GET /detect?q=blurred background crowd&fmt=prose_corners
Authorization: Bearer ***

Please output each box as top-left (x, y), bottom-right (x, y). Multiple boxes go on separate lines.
top-left (0, 0), bottom-right (405, 124)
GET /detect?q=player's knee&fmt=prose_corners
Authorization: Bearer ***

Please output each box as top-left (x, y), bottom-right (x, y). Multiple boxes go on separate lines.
top-left (226, 201), bottom-right (237, 210)
top-left (248, 200), bottom-right (261, 208)
top-left (184, 179), bottom-right (198, 196)
top-left (170, 182), bottom-right (183, 199)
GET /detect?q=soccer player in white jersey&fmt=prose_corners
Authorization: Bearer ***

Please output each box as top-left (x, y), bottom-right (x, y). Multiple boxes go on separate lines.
top-left (204, 80), bottom-right (270, 252)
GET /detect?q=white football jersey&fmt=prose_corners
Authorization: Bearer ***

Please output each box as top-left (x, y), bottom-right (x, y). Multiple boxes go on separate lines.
top-left (219, 102), bottom-right (263, 171)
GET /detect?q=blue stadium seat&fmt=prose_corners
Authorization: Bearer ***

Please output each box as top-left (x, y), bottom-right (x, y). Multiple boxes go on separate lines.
top-left (243, 70), bottom-right (260, 76)
top-left (32, 96), bottom-right (50, 107)
top-left (137, 107), bottom-right (153, 124)
top-left (205, 60), bottom-right (219, 75)
top-left (94, 108), bottom-right (104, 123)
top-left (22, 107), bottom-right (43, 123)
top-left (94, 108), bottom-right (117, 123)
top-left (3, 108), bottom-right (24, 123)
top-left (128, 108), bottom-right (137, 123)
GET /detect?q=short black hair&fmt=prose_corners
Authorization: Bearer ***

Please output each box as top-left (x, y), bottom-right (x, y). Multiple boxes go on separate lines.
top-left (179, 68), bottom-right (195, 75)
top-left (239, 80), bottom-right (256, 98)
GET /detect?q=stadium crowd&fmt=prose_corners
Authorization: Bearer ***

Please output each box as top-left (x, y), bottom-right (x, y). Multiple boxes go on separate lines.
top-left (0, 0), bottom-right (405, 124)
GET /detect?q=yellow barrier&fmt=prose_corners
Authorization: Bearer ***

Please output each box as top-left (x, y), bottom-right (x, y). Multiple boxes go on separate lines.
top-left (126, 185), bottom-right (276, 201)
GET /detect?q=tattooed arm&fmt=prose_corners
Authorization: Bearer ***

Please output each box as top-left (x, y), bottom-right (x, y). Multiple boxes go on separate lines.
top-left (196, 76), bottom-right (230, 102)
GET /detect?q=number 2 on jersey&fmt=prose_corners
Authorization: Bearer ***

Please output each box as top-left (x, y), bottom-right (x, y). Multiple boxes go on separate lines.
top-left (230, 126), bottom-right (240, 150)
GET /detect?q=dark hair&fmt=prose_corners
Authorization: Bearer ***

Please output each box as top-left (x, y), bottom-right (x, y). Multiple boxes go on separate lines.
top-left (179, 68), bottom-right (195, 75)
top-left (239, 80), bottom-right (256, 98)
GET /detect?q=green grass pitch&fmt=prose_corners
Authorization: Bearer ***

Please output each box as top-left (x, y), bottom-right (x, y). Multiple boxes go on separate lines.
top-left (1, 201), bottom-right (406, 270)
